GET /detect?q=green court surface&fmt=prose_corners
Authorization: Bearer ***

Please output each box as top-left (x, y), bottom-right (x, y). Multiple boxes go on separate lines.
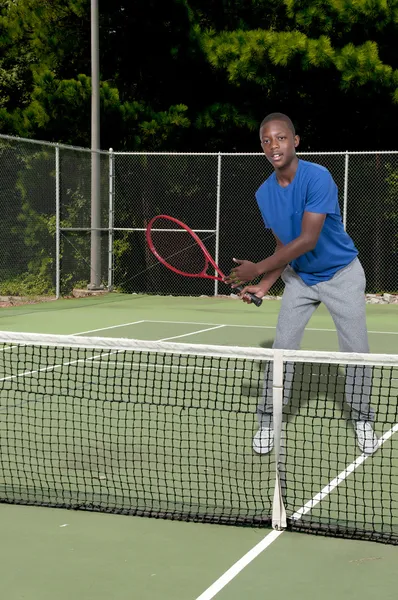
top-left (0, 293), bottom-right (397, 600)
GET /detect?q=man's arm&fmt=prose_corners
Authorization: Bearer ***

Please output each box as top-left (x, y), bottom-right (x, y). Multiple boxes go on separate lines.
top-left (228, 212), bottom-right (326, 284)
top-left (254, 212), bottom-right (326, 277)
top-left (236, 235), bottom-right (286, 303)
top-left (257, 234), bottom-right (286, 291)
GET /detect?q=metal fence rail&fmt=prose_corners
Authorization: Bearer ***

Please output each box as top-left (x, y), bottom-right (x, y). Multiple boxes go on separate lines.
top-left (0, 134), bottom-right (397, 298)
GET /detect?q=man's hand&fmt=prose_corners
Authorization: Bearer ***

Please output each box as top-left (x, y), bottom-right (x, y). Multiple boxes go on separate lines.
top-left (237, 284), bottom-right (268, 304)
top-left (225, 258), bottom-right (261, 286)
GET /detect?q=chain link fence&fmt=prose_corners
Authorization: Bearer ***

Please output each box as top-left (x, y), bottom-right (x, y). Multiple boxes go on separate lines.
top-left (59, 146), bottom-right (109, 295)
top-left (0, 135), bottom-right (109, 298)
top-left (0, 134), bottom-right (397, 298)
top-left (0, 136), bottom-right (57, 296)
top-left (113, 153), bottom-right (219, 297)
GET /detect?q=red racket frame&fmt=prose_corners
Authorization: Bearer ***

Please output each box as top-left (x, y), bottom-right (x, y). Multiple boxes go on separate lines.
top-left (146, 215), bottom-right (262, 307)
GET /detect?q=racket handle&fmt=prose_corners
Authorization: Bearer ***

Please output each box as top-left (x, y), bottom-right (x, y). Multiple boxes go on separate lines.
top-left (234, 286), bottom-right (263, 307)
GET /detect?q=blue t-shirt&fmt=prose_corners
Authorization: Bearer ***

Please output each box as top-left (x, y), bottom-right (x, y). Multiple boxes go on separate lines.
top-left (255, 160), bottom-right (358, 286)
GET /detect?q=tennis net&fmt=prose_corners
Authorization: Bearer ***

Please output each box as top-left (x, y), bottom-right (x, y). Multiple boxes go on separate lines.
top-left (0, 331), bottom-right (397, 544)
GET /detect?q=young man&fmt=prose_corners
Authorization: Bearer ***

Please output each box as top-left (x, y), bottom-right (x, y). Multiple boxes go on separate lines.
top-left (227, 112), bottom-right (378, 455)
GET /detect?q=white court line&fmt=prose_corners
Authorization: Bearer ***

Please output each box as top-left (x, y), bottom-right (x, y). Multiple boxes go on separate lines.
top-left (55, 320), bottom-right (222, 339)
top-left (0, 351), bottom-right (112, 383)
top-left (0, 325), bottom-right (227, 386)
top-left (143, 320), bottom-right (398, 336)
top-left (290, 422), bottom-right (398, 520)
top-left (0, 344), bottom-right (18, 353)
top-left (195, 423), bottom-right (398, 600)
top-left (195, 530), bottom-right (284, 600)
top-left (160, 325), bottom-right (225, 342)
top-left (90, 360), bottom-right (247, 375)
top-left (72, 320), bottom-right (147, 336)
top-left (0, 321), bottom-right (148, 357)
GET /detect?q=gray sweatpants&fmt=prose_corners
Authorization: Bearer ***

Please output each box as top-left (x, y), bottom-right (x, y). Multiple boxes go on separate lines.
top-left (258, 257), bottom-right (374, 426)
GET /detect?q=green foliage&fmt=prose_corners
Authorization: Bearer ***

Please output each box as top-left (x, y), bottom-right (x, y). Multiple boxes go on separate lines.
top-left (1, 0), bottom-right (398, 297)
top-left (0, 141), bottom-right (94, 298)
top-left (201, 29), bottom-right (397, 95)
top-left (385, 164), bottom-right (398, 253)
top-left (1, 0), bottom-right (398, 150)
top-left (195, 103), bottom-right (257, 131)
top-left (0, 0), bottom-right (190, 148)
top-left (0, 272), bottom-right (54, 296)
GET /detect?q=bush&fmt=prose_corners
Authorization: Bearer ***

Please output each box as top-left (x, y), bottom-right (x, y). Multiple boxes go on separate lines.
top-left (0, 273), bottom-right (55, 296)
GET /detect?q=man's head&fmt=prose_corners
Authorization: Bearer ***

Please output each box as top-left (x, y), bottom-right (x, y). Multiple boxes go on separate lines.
top-left (259, 113), bottom-right (299, 170)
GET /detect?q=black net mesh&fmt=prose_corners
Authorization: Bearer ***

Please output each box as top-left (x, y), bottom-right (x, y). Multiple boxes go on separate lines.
top-left (0, 333), bottom-right (397, 544)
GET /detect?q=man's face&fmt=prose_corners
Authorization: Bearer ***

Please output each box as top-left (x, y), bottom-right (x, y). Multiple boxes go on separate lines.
top-left (259, 120), bottom-right (299, 169)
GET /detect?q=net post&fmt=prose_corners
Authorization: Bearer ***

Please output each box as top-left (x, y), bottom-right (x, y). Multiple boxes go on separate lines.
top-left (272, 350), bottom-right (287, 530)
top-left (343, 151), bottom-right (349, 230)
top-left (214, 152), bottom-right (221, 297)
top-left (55, 144), bottom-right (60, 299)
top-left (108, 148), bottom-right (114, 290)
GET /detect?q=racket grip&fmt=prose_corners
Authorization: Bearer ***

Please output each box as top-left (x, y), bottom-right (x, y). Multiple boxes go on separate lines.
top-left (234, 286), bottom-right (263, 307)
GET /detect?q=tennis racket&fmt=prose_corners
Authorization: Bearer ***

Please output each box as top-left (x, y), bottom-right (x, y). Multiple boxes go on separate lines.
top-left (145, 215), bottom-right (263, 307)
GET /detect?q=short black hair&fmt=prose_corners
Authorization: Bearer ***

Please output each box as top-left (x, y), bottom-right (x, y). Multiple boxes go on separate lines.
top-left (260, 113), bottom-right (295, 135)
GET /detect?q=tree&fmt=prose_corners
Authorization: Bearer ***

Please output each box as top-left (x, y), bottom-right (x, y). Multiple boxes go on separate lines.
top-left (196, 0), bottom-right (398, 150)
top-left (2, 0), bottom-right (398, 150)
top-left (1, 0), bottom-right (398, 298)
top-left (0, 0), bottom-right (192, 148)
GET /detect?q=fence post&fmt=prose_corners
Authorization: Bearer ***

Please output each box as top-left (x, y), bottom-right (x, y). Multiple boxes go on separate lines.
top-left (214, 152), bottom-right (222, 297)
top-left (55, 145), bottom-right (60, 299)
top-left (108, 149), bottom-right (114, 290)
top-left (343, 151), bottom-right (349, 230)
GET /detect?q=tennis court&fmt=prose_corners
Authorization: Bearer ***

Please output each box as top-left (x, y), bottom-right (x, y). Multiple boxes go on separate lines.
top-left (0, 293), bottom-right (397, 600)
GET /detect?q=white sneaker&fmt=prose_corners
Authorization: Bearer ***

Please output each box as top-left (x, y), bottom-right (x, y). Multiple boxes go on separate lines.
top-left (253, 427), bottom-right (274, 454)
top-left (355, 421), bottom-right (379, 455)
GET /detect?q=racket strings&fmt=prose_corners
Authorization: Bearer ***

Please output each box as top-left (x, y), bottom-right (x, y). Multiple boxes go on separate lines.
top-left (118, 232), bottom-right (217, 288)
top-left (62, 226), bottom-right (216, 289)
top-left (147, 219), bottom-right (211, 275)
